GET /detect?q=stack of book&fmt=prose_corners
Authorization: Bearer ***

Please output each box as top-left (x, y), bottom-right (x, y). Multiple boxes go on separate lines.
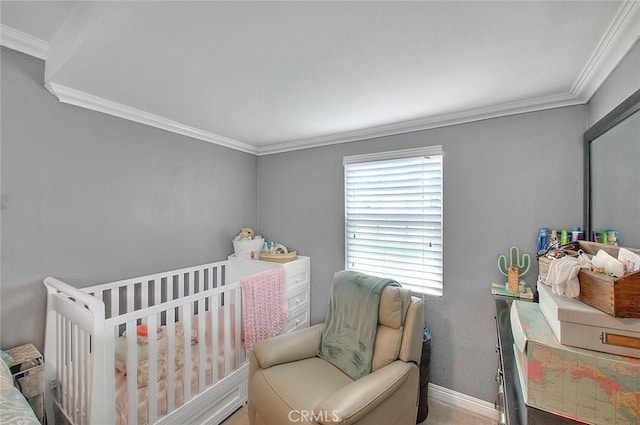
top-left (491, 282), bottom-right (534, 300)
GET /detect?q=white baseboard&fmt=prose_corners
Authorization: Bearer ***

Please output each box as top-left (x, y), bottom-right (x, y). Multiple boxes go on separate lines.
top-left (428, 383), bottom-right (499, 421)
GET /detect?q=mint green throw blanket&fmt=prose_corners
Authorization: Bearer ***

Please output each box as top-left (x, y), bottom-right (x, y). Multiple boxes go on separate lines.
top-left (318, 270), bottom-right (399, 380)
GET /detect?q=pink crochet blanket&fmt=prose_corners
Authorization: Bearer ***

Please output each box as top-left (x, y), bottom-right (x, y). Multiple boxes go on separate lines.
top-left (241, 266), bottom-right (287, 350)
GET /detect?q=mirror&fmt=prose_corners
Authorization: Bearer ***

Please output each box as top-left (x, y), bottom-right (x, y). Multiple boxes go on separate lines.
top-left (584, 88), bottom-right (640, 247)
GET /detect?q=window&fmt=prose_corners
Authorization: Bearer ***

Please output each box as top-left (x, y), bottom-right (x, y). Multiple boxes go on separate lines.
top-left (344, 146), bottom-right (443, 296)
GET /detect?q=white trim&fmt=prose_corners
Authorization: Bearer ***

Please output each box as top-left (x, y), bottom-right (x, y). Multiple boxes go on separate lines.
top-left (2, 0), bottom-right (638, 156)
top-left (259, 1), bottom-right (640, 156)
top-left (343, 146), bottom-right (443, 165)
top-left (570, 0), bottom-right (640, 101)
top-left (257, 92), bottom-right (581, 155)
top-left (428, 382), bottom-right (499, 421)
top-left (0, 25), bottom-right (48, 60)
top-left (45, 83), bottom-right (258, 155)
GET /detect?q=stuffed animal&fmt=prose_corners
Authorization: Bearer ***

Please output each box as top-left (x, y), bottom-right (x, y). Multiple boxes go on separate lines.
top-left (235, 227), bottom-right (255, 241)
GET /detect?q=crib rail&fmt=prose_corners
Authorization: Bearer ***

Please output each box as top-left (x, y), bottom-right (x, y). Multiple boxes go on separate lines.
top-left (44, 277), bottom-right (107, 425)
top-left (43, 259), bottom-right (250, 425)
top-left (82, 260), bottom-right (228, 320)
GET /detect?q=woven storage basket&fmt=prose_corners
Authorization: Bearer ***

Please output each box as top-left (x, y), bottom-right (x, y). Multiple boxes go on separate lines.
top-left (259, 251), bottom-right (297, 263)
top-left (538, 257), bottom-right (552, 284)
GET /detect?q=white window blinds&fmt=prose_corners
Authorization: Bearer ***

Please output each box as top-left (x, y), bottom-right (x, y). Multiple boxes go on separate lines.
top-left (344, 146), bottom-right (443, 296)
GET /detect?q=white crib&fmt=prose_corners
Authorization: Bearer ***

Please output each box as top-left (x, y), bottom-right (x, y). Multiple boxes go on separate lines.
top-left (43, 258), bottom-right (286, 425)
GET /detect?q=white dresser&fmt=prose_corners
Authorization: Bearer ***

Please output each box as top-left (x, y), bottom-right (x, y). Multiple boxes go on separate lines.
top-left (281, 256), bottom-right (311, 333)
top-left (227, 255), bottom-right (311, 333)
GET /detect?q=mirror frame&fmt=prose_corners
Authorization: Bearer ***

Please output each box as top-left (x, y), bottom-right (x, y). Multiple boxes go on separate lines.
top-left (584, 87), bottom-right (640, 241)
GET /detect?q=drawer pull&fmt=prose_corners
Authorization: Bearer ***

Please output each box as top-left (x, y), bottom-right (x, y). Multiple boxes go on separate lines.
top-left (295, 297), bottom-right (301, 304)
top-left (295, 319), bottom-right (301, 325)
top-left (296, 277), bottom-right (302, 283)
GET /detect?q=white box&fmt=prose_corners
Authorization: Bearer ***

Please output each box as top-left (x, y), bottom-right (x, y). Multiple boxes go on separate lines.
top-left (537, 281), bottom-right (640, 358)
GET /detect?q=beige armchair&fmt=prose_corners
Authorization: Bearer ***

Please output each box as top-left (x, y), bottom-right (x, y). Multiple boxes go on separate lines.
top-left (248, 285), bottom-right (424, 425)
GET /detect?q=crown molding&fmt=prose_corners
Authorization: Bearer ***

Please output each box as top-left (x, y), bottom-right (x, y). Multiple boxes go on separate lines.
top-left (258, 1), bottom-right (640, 156)
top-left (4, 1), bottom-right (638, 156)
top-left (570, 0), bottom-right (640, 102)
top-left (0, 25), bottom-right (48, 60)
top-left (45, 82), bottom-right (258, 155)
top-left (257, 92), bottom-right (582, 155)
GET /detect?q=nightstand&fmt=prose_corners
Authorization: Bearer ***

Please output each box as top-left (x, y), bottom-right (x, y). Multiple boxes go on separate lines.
top-left (5, 343), bottom-right (45, 422)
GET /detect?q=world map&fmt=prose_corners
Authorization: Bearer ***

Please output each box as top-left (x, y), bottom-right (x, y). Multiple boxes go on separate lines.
top-left (512, 300), bottom-right (640, 424)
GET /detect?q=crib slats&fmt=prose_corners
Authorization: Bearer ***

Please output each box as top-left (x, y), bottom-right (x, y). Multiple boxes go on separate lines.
top-left (72, 324), bottom-right (80, 424)
top-left (79, 330), bottom-right (87, 425)
top-left (210, 294), bottom-right (219, 384)
top-left (182, 303), bottom-right (192, 403)
top-left (223, 297), bottom-right (232, 376)
top-left (111, 287), bottom-right (119, 318)
top-left (188, 271), bottom-right (195, 296)
top-left (217, 265), bottom-right (224, 288)
top-left (147, 314), bottom-right (158, 424)
top-left (154, 278), bottom-right (161, 307)
top-left (234, 287), bottom-right (243, 367)
top-left (65, 318), bottom-right (72, 415)
top-left (141, 280), bottom-right (149, 310)
top-left (166, 309), bottom-right (177, 413)
top-left (104, 328), bottom-right (116, 425)
top-left (56, 313), bottom-right (62, 404)
top-left (177, 273), bottom-right (184, 318)
top-left (127, 285), bottom-right (135, 314)
top-left (198, 300), bottom-right (206, 392)
top-left (126, 321), bottom-right (137, 425)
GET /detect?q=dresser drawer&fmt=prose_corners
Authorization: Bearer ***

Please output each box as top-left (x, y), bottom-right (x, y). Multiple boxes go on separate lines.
top-left (283, 257), bottom-right (310, 276)
top-left (287, 286), bottom-right (309, 311)
top-left (286, 269), bottom-right (309, 287)
top-left (284, 307), bottom-right (309, 334)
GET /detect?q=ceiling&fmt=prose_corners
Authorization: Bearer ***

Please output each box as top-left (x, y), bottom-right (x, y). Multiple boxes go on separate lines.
top-left (1, 1), bottom-right (639, 155)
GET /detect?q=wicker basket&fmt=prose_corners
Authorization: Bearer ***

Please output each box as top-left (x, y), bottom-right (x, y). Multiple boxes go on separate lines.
top-left (259, 251), bottom-right (298, 263)
top-left (538, 256), bottom-right (552, 284)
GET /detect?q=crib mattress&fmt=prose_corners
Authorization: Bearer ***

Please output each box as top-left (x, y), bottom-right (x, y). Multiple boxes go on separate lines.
top-left (115, 341), bottom-right (239, 425)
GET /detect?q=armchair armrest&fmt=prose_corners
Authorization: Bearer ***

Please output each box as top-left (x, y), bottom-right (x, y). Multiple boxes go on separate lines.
top-left (253, 324), bottom-right (324, 369)
top-left (314, 361), bottom-right (413, 425)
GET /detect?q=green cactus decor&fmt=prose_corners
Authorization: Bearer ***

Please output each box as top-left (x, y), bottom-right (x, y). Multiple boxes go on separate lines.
top-left (498, 246), bottom-right (531, 292)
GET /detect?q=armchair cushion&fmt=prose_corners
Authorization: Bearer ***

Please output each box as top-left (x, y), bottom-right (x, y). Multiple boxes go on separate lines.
top-left (250, 357), bottom-right (353, 424)
top-left (315, 361), bottom-right (412, 424)
top-left (253, 324), bottom-right (324, 369)
top-left (378, 286), bottom-right (410, 329)
top-left (371, 326), bottom-right (403, 371)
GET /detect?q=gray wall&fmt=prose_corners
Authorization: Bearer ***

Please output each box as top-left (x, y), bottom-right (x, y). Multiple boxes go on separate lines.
top-left (588, 40), bottom-right (640, 125)
top-left (0, 48), bottom-right (259, 352)
top-left (258, 106), bottom-right (587, 403)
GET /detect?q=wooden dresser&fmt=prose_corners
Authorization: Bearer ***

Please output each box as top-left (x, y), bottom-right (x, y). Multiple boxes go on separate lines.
top-left (494, 298), bottom-right (581, 425)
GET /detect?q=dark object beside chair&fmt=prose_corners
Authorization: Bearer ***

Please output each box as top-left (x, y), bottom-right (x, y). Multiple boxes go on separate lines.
top-left (417, 326), bottom-right (431, 423)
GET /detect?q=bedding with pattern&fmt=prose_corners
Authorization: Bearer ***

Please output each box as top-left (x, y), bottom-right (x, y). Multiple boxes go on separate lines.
top-left (0, 352), bottom-right (40, 424)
